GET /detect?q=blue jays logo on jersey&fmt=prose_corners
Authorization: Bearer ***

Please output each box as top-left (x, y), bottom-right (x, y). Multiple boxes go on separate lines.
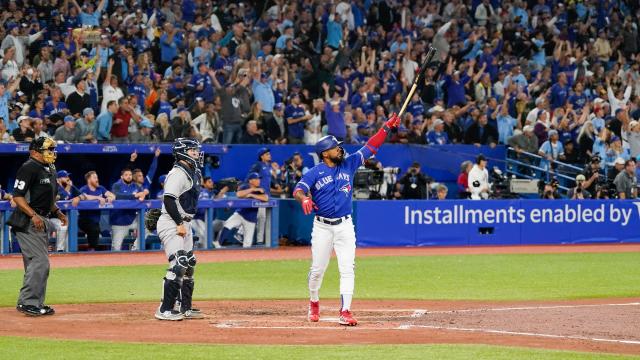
top-left (339, 184), bottom-right (351, 195)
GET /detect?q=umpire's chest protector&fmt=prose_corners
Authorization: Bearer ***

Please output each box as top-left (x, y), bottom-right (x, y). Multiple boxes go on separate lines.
top-left (175, 163), bottom-right (202, 215)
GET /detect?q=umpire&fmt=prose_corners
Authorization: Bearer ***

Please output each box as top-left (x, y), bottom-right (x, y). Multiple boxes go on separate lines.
top-left (8, 137), bottom-right (66, 316)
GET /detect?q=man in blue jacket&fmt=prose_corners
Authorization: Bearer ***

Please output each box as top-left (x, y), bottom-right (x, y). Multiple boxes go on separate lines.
top-left (110, 169), bottom-right (146, 251)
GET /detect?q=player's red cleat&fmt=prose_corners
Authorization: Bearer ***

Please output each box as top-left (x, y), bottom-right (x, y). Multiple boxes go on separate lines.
top-left (339, 309), bottom-right (357, 326)
top-left (308, 301), bottom-right (320, 322)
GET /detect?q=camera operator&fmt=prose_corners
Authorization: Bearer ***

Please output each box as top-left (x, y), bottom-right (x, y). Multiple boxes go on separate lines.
top-left (614, 159), bottom-right (638, 199)
top-left (394, 162), bottom-right (432, 200)
top-left (581, 155), bottom-right (602, 195)
top-left (540, 179), bottom-right (560, 199)
top-left (283, 152), bottom-right (308, 197)
top-left (607, 157), bottom-right (626, 183)
top-left (469, 155), bottom-right (490, 200)
top-left (567, 174), bottom-right (592, 199)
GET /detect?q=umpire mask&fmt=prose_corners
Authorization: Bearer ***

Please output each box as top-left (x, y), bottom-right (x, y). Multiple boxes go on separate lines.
top-left (30, 137), bottom-right (57, 164)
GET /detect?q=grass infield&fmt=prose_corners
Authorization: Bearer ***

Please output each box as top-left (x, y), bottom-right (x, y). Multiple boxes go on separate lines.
top-left (0, 337), bottom-right (638, 360)
top-left (0, 252), bottom-right (638, 306)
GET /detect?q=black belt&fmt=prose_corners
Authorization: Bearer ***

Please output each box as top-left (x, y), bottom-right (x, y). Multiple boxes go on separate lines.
top-left (316, 215), bottom-right (350, 226)
top-left (182, 216), bottom-right (192, 222)
top-left (33, 209), bottom-right (52, 217)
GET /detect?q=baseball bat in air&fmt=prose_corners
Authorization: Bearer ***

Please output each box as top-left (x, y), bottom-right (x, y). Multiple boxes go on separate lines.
top-left (397, 46), bottom-right (439, 118)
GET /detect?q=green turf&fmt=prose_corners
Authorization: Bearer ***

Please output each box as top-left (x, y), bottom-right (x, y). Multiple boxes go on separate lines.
top-left (1, 337), bottom-right (637, 360)
top-left (0, 252), bottom-right (638, 306)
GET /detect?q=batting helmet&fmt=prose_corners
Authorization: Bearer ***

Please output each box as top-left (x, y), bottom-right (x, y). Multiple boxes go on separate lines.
top-left (173, 138), bottom-right (204, 168)
top-left (315, 135), bottom-right (343, 156)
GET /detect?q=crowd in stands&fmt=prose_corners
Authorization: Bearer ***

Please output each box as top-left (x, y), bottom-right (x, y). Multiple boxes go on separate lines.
top-left (3, 0), bottom-right (640, 250)
top-left (0, 0), bottom-right (638, 165)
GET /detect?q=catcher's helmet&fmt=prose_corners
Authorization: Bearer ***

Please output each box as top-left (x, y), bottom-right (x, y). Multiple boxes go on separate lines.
top-left (173, 138), bottom-right (204, 168)
top-left (315, 135), bottom-right (343, 156)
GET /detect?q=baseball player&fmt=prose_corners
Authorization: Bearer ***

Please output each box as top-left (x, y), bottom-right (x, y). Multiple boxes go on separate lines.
top-left (293, 113), bottom-right (400, 326)
top-left (192, 176), bottom-right (228, 249)
top-left (249, 147), bottom-right (272, 244)
top-left (154, 138), bottom-right (204, 321)
top-left (110, 168), bottom-right (145, 251)
top-left (216, 172), bottom-right (269, 248)
top-left (51, 170), bottom-right (81, 252)
top-left (10, 137), bottom-right (66, 316)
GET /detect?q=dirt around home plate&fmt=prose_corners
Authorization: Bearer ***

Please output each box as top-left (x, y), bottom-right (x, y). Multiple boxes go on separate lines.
top-left (0, 299), bottom-right (639, 356)
top-left (1, 244), bottom-right (639, 355)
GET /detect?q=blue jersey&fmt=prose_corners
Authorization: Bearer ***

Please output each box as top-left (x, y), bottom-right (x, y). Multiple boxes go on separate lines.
top-left (236, 183), bottom-right (260, 222)
top-left (294, 146), bottom-right (373, 218)
top-left (58, 184), bottom-right (81, 200)
top-left (250, 161), bottom-right (272, 194)
top-left (79, 185), bottom-right (108, 223)
top-left (284, 104), bottom-right (306, 139)
top-left (110, 179), bottom-right (144, 226)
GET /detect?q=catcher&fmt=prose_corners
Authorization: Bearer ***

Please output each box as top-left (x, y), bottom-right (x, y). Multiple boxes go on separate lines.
top-left (146, 138), bottom-right (204, 321)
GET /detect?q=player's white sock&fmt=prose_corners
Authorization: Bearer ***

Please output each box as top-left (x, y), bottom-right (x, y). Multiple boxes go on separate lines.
top-left (310, 290), bottom-right (319, 302)
top-left (341, 294), bottom-right (352, 311)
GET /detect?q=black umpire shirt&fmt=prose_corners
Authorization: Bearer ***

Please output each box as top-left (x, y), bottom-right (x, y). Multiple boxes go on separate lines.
top-left (13, 158), bottom-right (58, 214)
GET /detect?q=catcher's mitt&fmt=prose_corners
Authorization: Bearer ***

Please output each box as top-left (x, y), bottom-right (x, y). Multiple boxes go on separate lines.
top-left (144, 208), bottom-right (162, 231)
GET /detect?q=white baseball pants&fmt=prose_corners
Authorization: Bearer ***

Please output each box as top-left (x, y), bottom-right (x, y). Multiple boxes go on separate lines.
top-left (308, 216), bottom-right (356, 309)
top-left (110, 218), bottom-right (139, 251)
top-left (220, 212), bottom-right (256, 248)
top-left (49, 218), bottom-right (67, 252)
top-left (157, 214), bottom-right (193, 264)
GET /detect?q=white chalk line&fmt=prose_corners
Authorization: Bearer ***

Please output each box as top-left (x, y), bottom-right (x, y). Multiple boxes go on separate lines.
top-left (408, 325), bottom-right (640, 346)
top-left (418, 302), bottom-right (640, 314)
top-left (351, 302), bottom-right (640, 314)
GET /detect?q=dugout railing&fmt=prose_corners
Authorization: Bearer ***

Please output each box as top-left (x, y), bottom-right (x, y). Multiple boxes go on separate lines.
top-left (0, 199), bottom-right (278, 254)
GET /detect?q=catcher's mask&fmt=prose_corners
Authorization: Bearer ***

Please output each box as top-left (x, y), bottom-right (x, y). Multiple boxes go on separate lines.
top-left (29, 137), bottom-right (57, 164)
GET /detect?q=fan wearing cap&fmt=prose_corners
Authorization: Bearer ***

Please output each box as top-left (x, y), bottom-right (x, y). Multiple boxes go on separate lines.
top-left (1, 22), bottom-right (45, 67)
top-left (626, 120), bottom-right (640, 159)
top-left (292, 112), bottom-right (401, 326)
top-left (251, 63), bottom-right (276, 115)
top-left (9, 137), bottom-right (63, 316)
top-left (216, 172), bottom-right (269, 248)
top-left (53, 115), bottom-right (81, 142)
top-left (284, 92), bottom-right (312, 144)
top-left (426, 119), bottom-right (451, 145)
top-left (11, 116), bottom-right (35, 142)
top-left (538, 129), bottom-right (565, 171)
top-left (66, 76), bottom-right (91, 117)
top-left (607, 157), bottom-right (627, 182)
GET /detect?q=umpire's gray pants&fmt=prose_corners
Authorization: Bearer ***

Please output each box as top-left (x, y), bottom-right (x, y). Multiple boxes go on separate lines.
top-left (15, 216), bottom-right (51, 307)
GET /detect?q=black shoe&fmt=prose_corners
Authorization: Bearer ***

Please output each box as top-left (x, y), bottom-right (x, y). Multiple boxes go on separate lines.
top-left (42, 305), bottom-right (55, 315)
top-left (16, 304), bottom-right (46, 316)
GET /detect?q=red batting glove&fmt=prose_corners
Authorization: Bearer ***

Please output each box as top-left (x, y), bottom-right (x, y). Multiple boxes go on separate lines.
top-left (301, 196), bottom-right (318, 215)
top-left (385, 112), bottom-right (401, 129)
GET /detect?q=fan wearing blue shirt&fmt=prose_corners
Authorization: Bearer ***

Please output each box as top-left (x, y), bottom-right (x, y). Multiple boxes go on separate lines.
top-left (285, 93), bottom-right (311, 144)
top-left (188, 63), bottom-right (215, 103)
top-left (550, 73), bottom-right (570, 109)
top-left (426, 119), bottom-right (451, 145)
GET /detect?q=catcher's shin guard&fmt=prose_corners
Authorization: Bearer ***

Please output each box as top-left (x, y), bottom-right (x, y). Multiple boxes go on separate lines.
top-left (179, 251), bottom-right (197, 312)
top-left (160, 252), bottom-right (189, 312)
top-left (180, 277), bottom-right (194, 312)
